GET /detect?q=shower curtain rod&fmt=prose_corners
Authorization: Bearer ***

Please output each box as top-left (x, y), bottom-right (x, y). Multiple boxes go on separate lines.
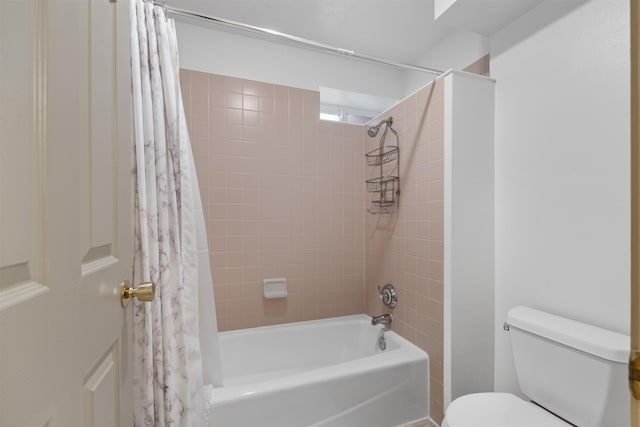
top-left (154, 2), bottom-right (443, 76)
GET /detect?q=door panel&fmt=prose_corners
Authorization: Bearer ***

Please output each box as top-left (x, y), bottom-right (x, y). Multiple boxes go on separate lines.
top-left (0, 0), bottom-right (133, 425)
top-left (84, 0), bottom-right (116, 263)
top-left (84, 343), bottom-right (120, 427)
top-left (0, 2), bottom-right (50, 423)
top-left (0, 0), bottom-right (47, 309)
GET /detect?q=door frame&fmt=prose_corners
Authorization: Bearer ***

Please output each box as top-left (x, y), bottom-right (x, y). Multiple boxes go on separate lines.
top-left (630, 0), bottom-right (639, 425)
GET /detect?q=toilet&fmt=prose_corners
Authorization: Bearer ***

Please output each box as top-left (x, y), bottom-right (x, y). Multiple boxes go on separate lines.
top-left (442, 306), bottom-right (629, 427)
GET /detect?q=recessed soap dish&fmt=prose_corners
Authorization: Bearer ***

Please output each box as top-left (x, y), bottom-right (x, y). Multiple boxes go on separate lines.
top-left (264, 278), bottom-right (288, 299)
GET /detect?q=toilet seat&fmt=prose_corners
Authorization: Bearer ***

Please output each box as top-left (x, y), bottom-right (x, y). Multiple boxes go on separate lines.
top-left (442, 393), bottom-right (569, 427)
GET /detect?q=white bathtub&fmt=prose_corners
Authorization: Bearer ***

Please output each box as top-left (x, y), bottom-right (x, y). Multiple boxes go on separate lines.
top-left (209, 314), bottom-right (430, 427)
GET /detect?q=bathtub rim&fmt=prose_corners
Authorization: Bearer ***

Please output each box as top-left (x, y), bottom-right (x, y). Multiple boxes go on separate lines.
top-left (211, 313), bottom-right (430, 406)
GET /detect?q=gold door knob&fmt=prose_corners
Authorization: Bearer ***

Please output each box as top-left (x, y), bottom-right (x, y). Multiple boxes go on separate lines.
top-left (121, 280), bottom-right (155, 307)
top-left (630, 350), bottom-right (640, 399)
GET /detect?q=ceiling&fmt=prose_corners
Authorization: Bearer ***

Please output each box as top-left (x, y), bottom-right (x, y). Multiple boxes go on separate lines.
top-left (169, 0), bottom-right (456, 64)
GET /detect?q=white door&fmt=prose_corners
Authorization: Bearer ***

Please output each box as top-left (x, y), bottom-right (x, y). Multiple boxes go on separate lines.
top-left (0, 0), bottom-right (134, 425)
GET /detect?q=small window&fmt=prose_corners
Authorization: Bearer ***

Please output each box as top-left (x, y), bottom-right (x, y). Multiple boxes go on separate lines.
top-left (319, 87), bottom-right (398, 124)
top-left (320, 112), bottom-right (342, 122)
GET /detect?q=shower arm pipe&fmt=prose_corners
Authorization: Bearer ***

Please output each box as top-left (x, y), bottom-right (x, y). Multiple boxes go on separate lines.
top-left (155, 2), bottom-right (443, 76)
top-left (368, 117), bottom-right (397, 141)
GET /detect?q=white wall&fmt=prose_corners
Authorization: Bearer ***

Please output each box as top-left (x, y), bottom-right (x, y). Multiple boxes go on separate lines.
top-left (175, 21), bottom-right (407, 101)
top-left (404, 29), bottom-right (490, 96)
top-left (443, 71), bottom-right (495, 406)
top-left (175, 19), bottom-right (487, 108)
top-left (491, 0), bottom-right (630, 394)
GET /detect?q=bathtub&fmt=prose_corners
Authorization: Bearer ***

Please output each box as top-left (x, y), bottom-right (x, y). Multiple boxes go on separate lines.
top-left (209, 314), bottom-right (430, 427)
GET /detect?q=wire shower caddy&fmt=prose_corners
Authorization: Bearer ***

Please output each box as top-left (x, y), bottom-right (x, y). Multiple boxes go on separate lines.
top-left (366, 117), bottom-right (399, 214)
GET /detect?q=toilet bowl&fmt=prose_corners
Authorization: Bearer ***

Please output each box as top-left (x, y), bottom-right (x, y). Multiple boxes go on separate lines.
top-left (441, 393), bottom-right (568, 427)
top-left (442, 306), bottom-right (629, 427)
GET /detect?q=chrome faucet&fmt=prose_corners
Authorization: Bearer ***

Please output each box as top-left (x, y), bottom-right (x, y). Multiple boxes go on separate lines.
top-left (371, 313), bottom-right (393, 326)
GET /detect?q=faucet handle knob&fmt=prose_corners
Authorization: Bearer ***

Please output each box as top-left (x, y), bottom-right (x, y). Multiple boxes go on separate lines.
top-left (379, 284), bottom-right (397, 308)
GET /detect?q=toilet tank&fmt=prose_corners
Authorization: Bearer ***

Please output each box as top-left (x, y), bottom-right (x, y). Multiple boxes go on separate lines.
top-left (507, 306), bottom-right (629, 427)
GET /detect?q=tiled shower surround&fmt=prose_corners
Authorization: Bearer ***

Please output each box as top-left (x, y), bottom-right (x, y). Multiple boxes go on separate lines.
top-left (365, 81), bottom-right (445, 421)
top-left (180, 70), bottom-right (366, 331)
top-left (180, 70), bottom-right (445, 422)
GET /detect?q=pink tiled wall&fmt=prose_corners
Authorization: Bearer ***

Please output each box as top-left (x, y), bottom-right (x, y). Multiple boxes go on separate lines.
top-left (181, 68), bottom-right (445, 421)
top-left (180, 69), bottom-right (365, 331)
top-left (464, 54), bottom-right (490, 77)
top-left (364, 79), bottom-right (445, 422)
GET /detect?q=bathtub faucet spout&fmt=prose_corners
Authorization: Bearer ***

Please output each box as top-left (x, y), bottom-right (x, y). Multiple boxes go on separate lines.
top-left (371, 313), bottom-right (393, 326)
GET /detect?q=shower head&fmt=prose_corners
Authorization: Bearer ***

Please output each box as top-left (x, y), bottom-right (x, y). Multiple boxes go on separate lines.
top-left (367, 124), bottom-right (382, 137)
top-left (367, 117), bottom-right (393, 138)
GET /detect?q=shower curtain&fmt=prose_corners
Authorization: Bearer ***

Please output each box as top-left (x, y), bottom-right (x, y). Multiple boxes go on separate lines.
top-left (130, 1), bottom-right (222, 425)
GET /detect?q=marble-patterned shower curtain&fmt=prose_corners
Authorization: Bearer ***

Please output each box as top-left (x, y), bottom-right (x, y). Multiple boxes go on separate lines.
top-left (130, 1), bottom-right (222, 425)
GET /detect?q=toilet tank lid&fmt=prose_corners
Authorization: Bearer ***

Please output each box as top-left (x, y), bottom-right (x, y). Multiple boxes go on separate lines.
top-left (507, 306), bottom-right (629, 363)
